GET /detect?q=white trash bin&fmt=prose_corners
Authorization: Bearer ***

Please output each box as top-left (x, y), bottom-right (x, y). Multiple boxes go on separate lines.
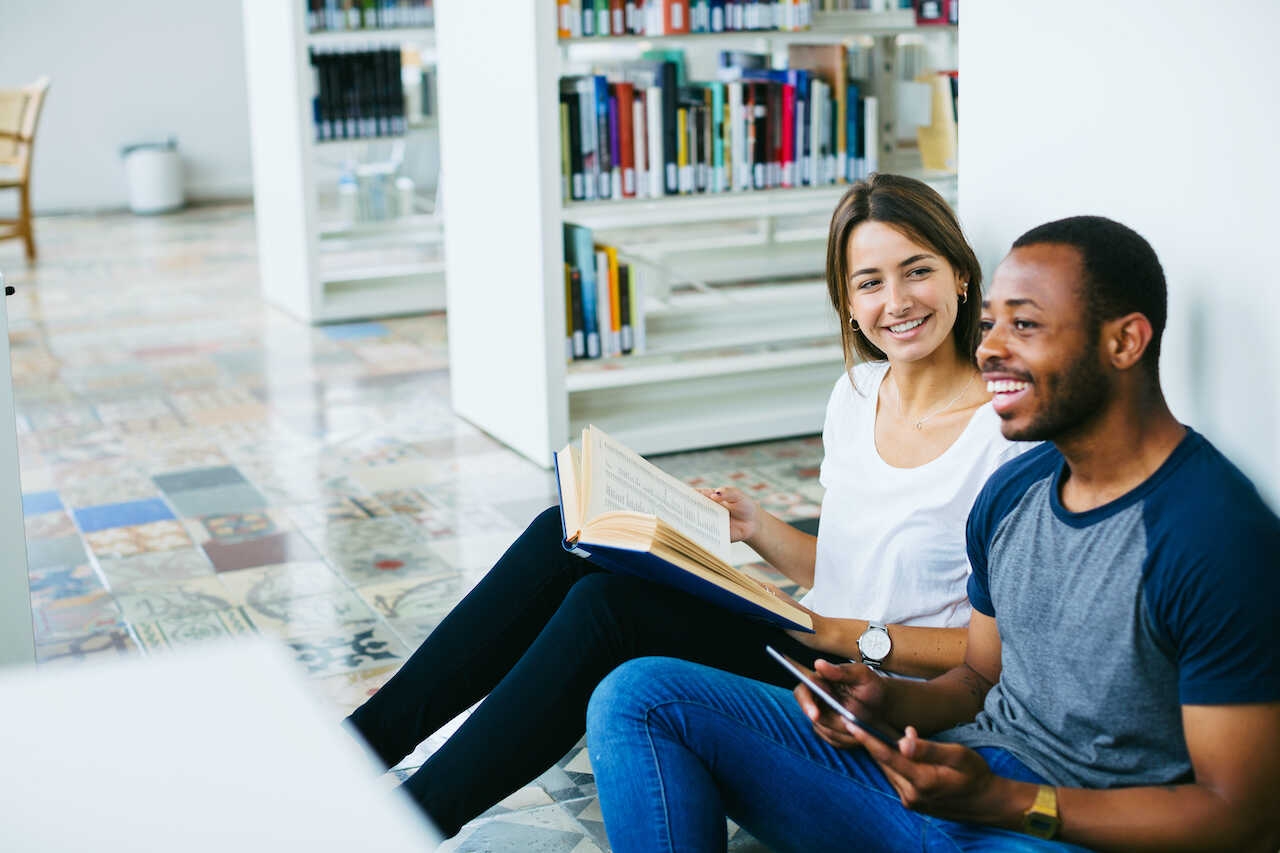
top-left (121, 138), bottom-right (185, 214)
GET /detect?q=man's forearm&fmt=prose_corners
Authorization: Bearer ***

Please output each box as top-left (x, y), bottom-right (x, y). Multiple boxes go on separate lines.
top-left (880, 664), bottom-right (991, 735)
top-left (980, 779), bottom-right (1279, 853)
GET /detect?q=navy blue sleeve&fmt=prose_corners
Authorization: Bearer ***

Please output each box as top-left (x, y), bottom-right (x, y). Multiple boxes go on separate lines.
top-left (965, 443), bottom-right (1061, 618)
top-left (1141, 446), bottom-right (1280, 705)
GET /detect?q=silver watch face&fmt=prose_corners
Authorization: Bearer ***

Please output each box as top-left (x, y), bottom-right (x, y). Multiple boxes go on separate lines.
top-left (859, 627), bottom-right (891, 661)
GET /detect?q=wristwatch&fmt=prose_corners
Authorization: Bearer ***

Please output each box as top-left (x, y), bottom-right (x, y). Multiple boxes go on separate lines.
top-left (856, 621), bottom-right (891, 669)
top-left (1021, 785), bottom-right (1060, 839)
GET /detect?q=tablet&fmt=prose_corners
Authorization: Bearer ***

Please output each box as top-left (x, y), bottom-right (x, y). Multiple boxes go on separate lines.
top-left (766, 645), bottom-right (902, 746)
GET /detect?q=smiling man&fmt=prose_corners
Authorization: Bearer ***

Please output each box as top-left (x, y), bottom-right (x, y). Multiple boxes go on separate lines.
top-left (586, 215), bottom-right (1280, 852)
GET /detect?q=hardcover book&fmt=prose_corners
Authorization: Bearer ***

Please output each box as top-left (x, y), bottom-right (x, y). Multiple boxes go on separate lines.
top-left (554, 425), bottom-right (814, 632)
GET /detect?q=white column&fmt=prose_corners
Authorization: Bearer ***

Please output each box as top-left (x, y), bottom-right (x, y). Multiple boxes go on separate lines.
top-left (0, 276), bottom-right (34, 667)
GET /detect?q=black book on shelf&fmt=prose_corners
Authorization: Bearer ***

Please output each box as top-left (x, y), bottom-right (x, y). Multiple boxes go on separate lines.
top-left (618, 263), bottom-right (633, 354)
top-left (562, 91), bottom-right (585, 200)
top-left (389, 46), bottom-right (406, 134)
top-left (751, 81), bottom-right (767, 189)
top-left (660, 61), bottom-right (679, 195)
top-left (570, 267), bottom-right (587, 359)
top-left (717, 49), bottom-right (768, 70)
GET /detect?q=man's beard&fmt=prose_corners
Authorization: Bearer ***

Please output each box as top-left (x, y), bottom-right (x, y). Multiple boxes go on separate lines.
top-left (1004, 352), bottom-right (1110, 443)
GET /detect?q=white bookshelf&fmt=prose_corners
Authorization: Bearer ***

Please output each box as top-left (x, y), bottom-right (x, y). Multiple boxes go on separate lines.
top-left (241, 2), bottom-right (444, 324)
top-left (436, 4), bottom-right (956, 465)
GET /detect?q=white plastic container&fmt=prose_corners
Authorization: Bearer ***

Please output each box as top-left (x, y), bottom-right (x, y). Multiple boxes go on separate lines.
top-left (121, 139), bottom-right (185, 214)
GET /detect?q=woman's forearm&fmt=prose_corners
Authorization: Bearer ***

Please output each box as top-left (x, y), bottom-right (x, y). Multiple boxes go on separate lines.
top-left (745, 510), bottom-right (818, 587)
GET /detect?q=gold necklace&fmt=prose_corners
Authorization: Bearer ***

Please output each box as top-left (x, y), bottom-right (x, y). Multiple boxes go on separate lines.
top-left (893, 372), bottom-right (977, 430)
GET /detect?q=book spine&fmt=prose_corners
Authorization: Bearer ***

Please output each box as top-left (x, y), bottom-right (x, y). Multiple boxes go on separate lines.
top-left (558, 0), bottom-right (573, 38)
top-left (559, 99), bottom-right (572, 200)
top-left (781, 81), bottom-right (795, 187)
top-left (632, 92), bottom-right (647, 198)
top-left (569, 224), bottom-right (601, 358)
top-left (616, 82), bottom-right (636, 198)
top-left (594, 249), bottom-right (613, 356)
top-left (606, 245), bottom-right (622, 354)
top-left (566, 91), bottom-right (585, 200)
top-left (618, 263), bottom-right (634, 354)
top-left (863, 94), bottom-right (878, 176)
top-left (594, 76), bottom-right (613, 199)
top-left (646, 86), bottom-right (664, 197)
top-left (576, 78), bottom-right (599, 201)
top-left (571, 267), bottom-right (587, 358)
top-left (661, 62), bottom-right (679, 195)
top-left (608, 90), bottom-right (623, 197)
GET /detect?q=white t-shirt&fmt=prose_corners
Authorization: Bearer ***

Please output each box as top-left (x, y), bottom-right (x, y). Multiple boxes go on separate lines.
top-left (801, 361), bottom-right (1031, 628)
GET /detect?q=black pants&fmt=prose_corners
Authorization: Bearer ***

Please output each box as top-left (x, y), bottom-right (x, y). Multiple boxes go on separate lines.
top-left (346, 506), bottom-right (823, 838)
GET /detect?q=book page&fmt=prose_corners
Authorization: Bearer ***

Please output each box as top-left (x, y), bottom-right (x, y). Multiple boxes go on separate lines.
top-left (582, 425), bottom-right (730, 561)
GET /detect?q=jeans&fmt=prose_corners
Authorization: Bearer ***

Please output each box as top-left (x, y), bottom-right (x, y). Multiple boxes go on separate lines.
top-left (345, 507), bottom-right (823, 837)
top-left (588, 657), bottom-right (1096, 853)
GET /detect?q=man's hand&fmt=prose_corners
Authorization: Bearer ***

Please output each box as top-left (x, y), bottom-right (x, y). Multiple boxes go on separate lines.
top-left (699, 486), bottom-right (760, 542)
top-left (847, 723), bottom-right (1025, 827)
top-left (793, 659), bottom-right (888, 750)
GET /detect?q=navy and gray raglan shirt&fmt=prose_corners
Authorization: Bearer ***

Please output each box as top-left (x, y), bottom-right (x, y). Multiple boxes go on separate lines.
top-left (936, 428), bottom-right (1280, 789)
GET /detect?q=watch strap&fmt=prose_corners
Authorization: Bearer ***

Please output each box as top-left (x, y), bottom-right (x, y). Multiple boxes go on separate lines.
top-left (1021, 784), bottom-right (1060, 839)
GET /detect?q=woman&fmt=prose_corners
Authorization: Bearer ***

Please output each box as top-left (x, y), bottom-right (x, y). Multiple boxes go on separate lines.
top-left (346, 173), bottom-right (1025, 837)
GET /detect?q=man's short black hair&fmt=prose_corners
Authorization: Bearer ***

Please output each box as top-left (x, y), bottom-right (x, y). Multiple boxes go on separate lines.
top-left (1012, 215), bottom-right (1167, 373)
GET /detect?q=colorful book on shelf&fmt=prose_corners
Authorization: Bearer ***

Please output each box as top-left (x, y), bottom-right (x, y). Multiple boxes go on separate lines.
top-left (787, 43), bottom-right (848, 182)
top-left (555, 424), bottom-right (814, 632)
top-left (564, 223), bottom-right (602, 358)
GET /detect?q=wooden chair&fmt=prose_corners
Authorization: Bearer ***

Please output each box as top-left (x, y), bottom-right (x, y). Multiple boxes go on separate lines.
top-left (0, 77), bottom-right (50, 263)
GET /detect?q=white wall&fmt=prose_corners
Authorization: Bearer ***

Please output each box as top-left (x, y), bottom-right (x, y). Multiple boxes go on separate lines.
top-left (0, 0), bottom-right (252, 213)
top-left (961, 0), bottom-right (1280, 507)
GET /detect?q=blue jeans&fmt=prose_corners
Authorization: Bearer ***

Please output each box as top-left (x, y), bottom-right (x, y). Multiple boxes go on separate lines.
top-left (587, 657), bottom-right (1095, 853)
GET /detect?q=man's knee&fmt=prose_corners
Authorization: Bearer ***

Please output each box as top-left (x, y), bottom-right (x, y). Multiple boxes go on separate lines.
top-left (588, 657), bottom-right (682, 737)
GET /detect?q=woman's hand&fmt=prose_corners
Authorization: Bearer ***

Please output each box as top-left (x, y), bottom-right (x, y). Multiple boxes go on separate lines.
top-left (699, 486), bottom-right (761, 543)
top-left (795, 659), bottom-right (890, 752)
top-left (761, 583), bottom-right (836, 652)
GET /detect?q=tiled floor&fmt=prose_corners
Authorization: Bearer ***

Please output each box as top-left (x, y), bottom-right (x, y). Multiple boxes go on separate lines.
top-left (2, 205), bottom-right (824, 852)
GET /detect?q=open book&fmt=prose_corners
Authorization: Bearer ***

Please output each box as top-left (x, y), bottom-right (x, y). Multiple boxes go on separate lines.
top-left (554, 425), bottom-right (813, 633)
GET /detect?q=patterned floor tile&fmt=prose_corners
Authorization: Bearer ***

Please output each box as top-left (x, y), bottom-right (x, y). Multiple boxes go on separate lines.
top-left (31, 588), bottom-right (123, 641)
top-left (132, 606), bottom-right (258, 652)
top-left (35, 628), bottom-right (138, 667)
top-left (427, 533), bottom-right (522, 573)
top-left (26, 534), bottom-right (90, 570)
top-left (305, 664), bottom-right (400, 720)
top-left (73, 496), bottom-right (175, 533)
top-left (113, 575), bottom-right (241, 623)
top-left (27, 563), bottom-right (105, 608)
top-left (24, 508), bottom-right (78, 540)
top-left (246, 588), bottom-right (379, 637)
top-left (96, 549), bottom-right (216, 588)
top-left (284, 495), bottom-right (391, 528)
top-left (201, 529), bottom-right (322, 572)
top-left (284, 619), bottom-right (409, 677)
top-left (21, 490), bottom-right (63, 515)
top-left (152, 464), bottom-right (248, 493)
top-left (445, 802), bottom-right (604, 853)
top-left (60, 474), bottom-right (162, 509)
top-left (164, 482), bottom-right (269, 517)
top-left (304, 517), bottom-right (450, 584)
top-left (84, 519), bottom-right (193, 558)
top-left (357, 569), bottom-right (471, 644)
top-left (184, 508), bottom-right (295, 546)
top-left (215, 560), bottom-right (346, 605)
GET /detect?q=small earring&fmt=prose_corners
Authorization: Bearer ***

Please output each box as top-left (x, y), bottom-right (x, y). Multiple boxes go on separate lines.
top-left (958, 287), bottom-right (968, 304)
top-left (849, 317), bottom-right (860, 331)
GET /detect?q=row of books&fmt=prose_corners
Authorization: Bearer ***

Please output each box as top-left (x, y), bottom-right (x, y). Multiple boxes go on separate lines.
top-left (558, 46), bottom-right (878, 203)
top-left (309, 47), bottom-right (408, 141)
top-left (557, 0), bottom-right (815, 37)
top-left (564, 224), bottom-right (649, 360)
top-left (306, 0), bottom-right (434, 32)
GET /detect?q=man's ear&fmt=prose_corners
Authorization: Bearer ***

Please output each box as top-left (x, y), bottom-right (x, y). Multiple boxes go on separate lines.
top-left (1105, 312), bottom-right (1154, 371)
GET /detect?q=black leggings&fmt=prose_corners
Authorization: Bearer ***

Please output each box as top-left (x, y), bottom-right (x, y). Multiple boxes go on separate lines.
top-left (346, 506), bottom-right (823, 837)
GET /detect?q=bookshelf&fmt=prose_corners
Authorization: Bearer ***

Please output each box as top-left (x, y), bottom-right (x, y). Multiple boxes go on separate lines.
top-left (241, 2), bottom-right (444, 324)
top-left (436, 3), bottom-right (956, 465)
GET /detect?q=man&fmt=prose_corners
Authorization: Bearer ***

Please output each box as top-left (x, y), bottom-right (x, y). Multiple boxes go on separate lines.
top-left (586, 216), bottom-right (1280, 852)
